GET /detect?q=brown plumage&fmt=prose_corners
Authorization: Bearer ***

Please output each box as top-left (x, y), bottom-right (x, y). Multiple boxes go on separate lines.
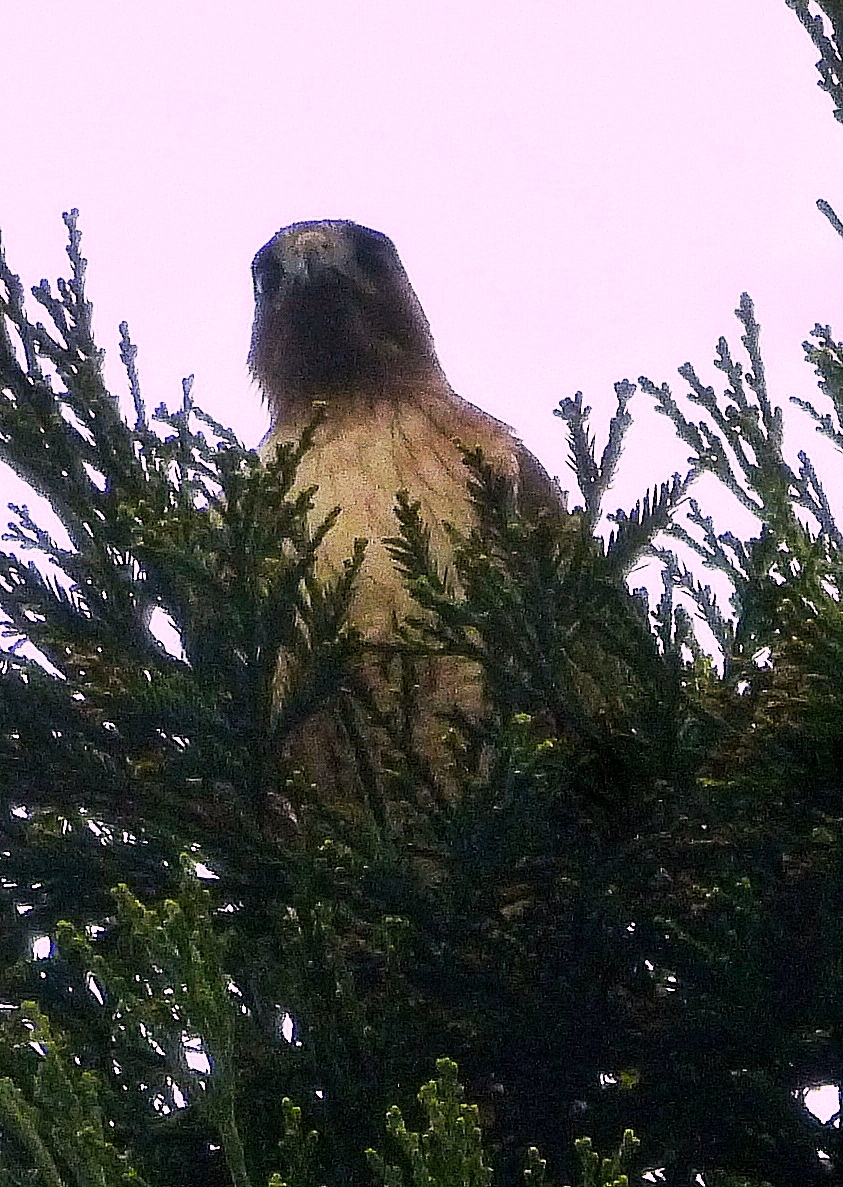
top-left (249, 220), bottom-right (566, 804)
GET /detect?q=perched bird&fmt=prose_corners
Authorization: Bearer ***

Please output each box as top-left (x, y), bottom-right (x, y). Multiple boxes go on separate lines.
top-left (248, 220), bottom-right (566, 803)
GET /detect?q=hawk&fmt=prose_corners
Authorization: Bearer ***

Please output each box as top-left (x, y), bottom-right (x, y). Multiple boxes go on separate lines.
top-left (248, 220), bottom-right (566, 803)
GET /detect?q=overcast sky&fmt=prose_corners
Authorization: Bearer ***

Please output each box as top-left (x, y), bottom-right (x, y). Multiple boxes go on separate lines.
top-left (3, 0), bottom-right (843, 578)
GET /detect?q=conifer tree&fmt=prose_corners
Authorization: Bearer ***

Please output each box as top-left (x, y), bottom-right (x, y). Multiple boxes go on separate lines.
top-left (5, 5), bottom-right (843, 1187)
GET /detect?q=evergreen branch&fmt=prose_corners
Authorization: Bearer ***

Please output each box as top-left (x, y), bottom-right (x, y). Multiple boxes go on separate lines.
top-left (366, 1058), bottom-right (493, 1187)
top-left (790, 393), bottom-right (843, 449)
top-left (56, 866), bottom-right (249, 1187)
top-left (389, 451), bottom-right (683, 761)
top-left (3, 500), bottom-right (73, 561)
top-left (0, 229), bottom-right (43, 378)
top-left (191, 406), bottom-right (245, 450)
top-left (384, 489), bottom-right (450, 597)
top-left (672, 359), bottom-right (766, 515)
top-left (383, 490), bottom-right (480, 666)
top-left (0, 1001), bottom-right (148, 1187)
top-left (0, 1076), bottom-right (66, 1187)
top-left (795, 448), bottom-right (843, 547)
top-left (641, 373), bottom-right (761, 515)
top-left (600, 380), bottom-right (635, 502)
top-left (818, 195), bottom-right (843, 239)
top-left (567, 1130), bottom-right (640, 1187)
top-left (664, 498), bottom-right (752, 602)
top-left (458, 445), bottom-right (518, 543)
top-left (119, 321), bottom-right (146, 432)
top-left (0, 552), bottom-right (92, 658)
top-left (652, 557), bottom-right (676, 657)
top-left (650, 546), bottom-right (736, 660)
top-left (640, 377), bottom-right (709, 464)
top-left (733, 291), bottom-right (777, 439)
top-left (554, 380), bottom-right (635, 532)
top-left (605, 469), bottom-right (695, 574)
top-left (0, 214), bottom-right (139, 556)
top-left (555, 391), bottom-right (599, 500)
top-left (792, 322), bottom-right (843, 454)
top-left (641, 295), bottom-right (828, 562)
top-left (785, 0), bottom-right (843, 125)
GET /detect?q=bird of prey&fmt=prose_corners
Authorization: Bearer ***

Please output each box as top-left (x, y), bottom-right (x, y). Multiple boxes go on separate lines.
top-left (248, 219), bottom-right (566, 802)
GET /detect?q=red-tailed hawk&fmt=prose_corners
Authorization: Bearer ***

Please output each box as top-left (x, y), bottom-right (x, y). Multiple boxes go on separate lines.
top-left (249, 220), bottom-right (566, 805)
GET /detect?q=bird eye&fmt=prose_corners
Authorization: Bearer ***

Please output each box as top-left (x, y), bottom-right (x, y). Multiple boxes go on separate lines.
top-left (252, 251), bottom-right (281, 300)
top-left (351, 227), bottom-right (393, 278)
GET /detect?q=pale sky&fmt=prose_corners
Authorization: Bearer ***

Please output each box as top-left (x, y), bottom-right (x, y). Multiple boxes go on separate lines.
top-left (3, 0), bottom-right (843, 588)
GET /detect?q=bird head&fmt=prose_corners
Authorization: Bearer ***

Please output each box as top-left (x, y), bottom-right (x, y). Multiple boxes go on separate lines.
top-left (249, 220), bottom-right (445, 418)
